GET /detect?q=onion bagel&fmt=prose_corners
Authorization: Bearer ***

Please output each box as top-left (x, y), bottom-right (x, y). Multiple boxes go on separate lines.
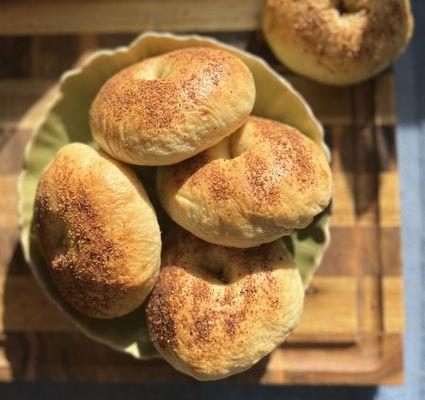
top-left (263, 0), bottom-right (414, 85)
top-left (157, 116), bottom-right (332, 248)
top-left (34, 143), bottom-right (161, 319)
top-left (146, 227), bottom-right (304, 380)
top-left (90, 47), bottom-right (255, 165)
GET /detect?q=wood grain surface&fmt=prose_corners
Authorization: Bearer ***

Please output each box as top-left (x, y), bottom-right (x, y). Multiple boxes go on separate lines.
top-left (0, 0), bottom-right (264, 35)
top-left (0, 32), bottom-right (404, 384)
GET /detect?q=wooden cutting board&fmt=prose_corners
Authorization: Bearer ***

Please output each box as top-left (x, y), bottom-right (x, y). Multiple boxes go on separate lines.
top-left (0, 3), bottom-right (404, 384)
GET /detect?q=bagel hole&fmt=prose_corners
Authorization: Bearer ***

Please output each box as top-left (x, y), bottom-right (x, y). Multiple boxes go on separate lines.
top-left (200, 254), bottom-right (229, 284)
top-left (335, 0), bottom-right (367, 14)
top-left (208, 268), bottom-right (229, 284)
top-left (335, 2), bottom-right (350, 15)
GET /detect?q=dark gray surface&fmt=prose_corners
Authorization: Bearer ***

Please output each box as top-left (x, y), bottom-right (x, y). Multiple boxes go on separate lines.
top-left (0, 383), bottom-right (378, 399)
top-left (1, 1), bottom-right (424, 398)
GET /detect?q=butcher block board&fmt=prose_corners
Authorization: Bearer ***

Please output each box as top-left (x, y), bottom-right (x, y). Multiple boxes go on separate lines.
top-left (0, 30), bottom-right (403, 384)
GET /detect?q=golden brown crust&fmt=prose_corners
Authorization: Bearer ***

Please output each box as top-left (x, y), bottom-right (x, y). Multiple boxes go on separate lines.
top-left (263, 0), bottom-right (414, 85)
top-left (146, 227), bottom-right (304, 380)
top-left (90, 47), bottom-right (255, 165)
top-left (157, 116), bottom-right (332, 248)
top-left (34, 143), bottom-right (161, 318)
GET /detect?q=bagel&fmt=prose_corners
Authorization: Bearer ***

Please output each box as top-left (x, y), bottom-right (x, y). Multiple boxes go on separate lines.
top-left (34, 143), bottom-right (161, 319)
top-left (157, 116), bottom-right (332, 248)
top-left (263, 0), bottom-right (414, 85)
top-left (90, 47), bottom-right (255, 165)
top-left (146, 227), bottom-right (304, 380)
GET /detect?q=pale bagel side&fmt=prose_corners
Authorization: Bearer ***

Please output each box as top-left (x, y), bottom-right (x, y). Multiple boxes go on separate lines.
top-left (263, 0), bottom-right (414, 85)
top-left (90, 47), bottom-right (255, 165)
top-left (146, 227), bottom-right (304, 380)
top-left (157, 116), bottom-right (332, 248)
top-left (34, 143), bottom-right (161, 319)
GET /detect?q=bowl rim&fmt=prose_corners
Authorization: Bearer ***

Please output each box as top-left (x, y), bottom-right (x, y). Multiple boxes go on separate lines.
top-left (17, 31), bottom-right (332, 358)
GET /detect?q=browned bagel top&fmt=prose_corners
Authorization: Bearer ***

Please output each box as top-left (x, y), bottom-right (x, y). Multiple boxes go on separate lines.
top-left (263, 0), bottom-right (414, 84)
top-left (90, 47), bottom-right (255, 165)
top-left (35, 143), bottom-right (161, 318)
top-left (157, 116), bottom-right (332, 248)
top-left (146, 228), bottom-right (304, 380)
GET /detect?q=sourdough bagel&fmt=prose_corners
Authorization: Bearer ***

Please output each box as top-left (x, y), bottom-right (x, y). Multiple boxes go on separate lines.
top-left (263, 0), bottom-right (414, 85)
top-left (157, 116), bottom-right (332, 248)
top-left (90, 47), bottom-right (255, 165)
top-left (34, 143), bottom-right (161, 319)
top-left (146, 227), bottom-right (304, 380)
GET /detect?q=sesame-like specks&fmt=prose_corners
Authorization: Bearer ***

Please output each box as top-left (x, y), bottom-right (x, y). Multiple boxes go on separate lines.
top-left (165, 153), bottom-right (208, 190)
top-left (148, 229), bottom-right (290, 346)
top-left (240, 117), bottom-right (318, 201)
top-left (224, 314), bottom-right (238, 337)
top-left (221, 286), bottom-right (235, 307)
top-left (221, 275), bottom-right (259, 338)
top-left (206, 164), bottom-right (231, 201)
top-left (252, 117), bottom-right (317, 191)
top-left (263, 268), bottom-right (281, 310)
top-left (194, 314), bottom-right (213, 343)
top-left (34, 184), bottom-right (51, 229)
top-left (191, 279), bottom-right (211, 306)
top-left (244, 152), bottom-right (279, 207)
top-left (90, 46), bottom-right (251, 162)
top-left (146, 268), bottom-right (180, 350)
top-left (33, 149), bottom-right (142, 318)
top-left (179, 153), bottom-right (210, 188)
top-left (166, 47), bottom-right (233, 84)
top-left (96, 77), bottom-right (184, 134)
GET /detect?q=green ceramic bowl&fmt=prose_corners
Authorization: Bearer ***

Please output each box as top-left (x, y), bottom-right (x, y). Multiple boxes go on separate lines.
top-left (18, 32), bottom-right (331, 359)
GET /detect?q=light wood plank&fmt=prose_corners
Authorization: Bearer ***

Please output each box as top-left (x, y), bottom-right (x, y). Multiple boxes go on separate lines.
top-left (359, 277), bottom-right (383, 333)
top-left (296, 276), bottom-right (358, 337)
top-left (383, 277), bottom-right (404, 334)
top-left (266, 334), bottom-right (403, 385)
top-left (0, 0), bottom-right (263, 35)
top-left (331, 172), bottom-right (356, 227)
top-left (379, 171), bottom-right (401, 227)
top-left (284, 77), bottom-right (352, 124)
top-left (0, 275), bottom-right (357, 339)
